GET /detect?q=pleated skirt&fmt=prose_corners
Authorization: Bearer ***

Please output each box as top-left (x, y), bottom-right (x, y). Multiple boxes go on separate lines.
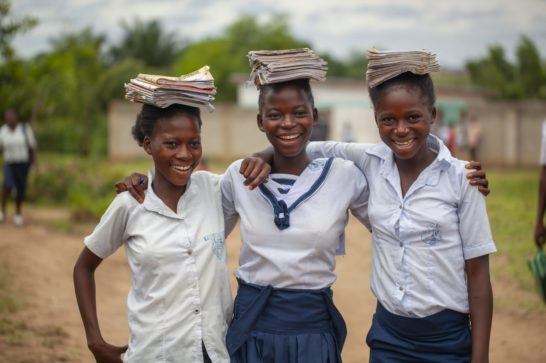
top-left (226, 279), bottom-right (346, 363)
top-left (366, 302), bottom-right (472, 363)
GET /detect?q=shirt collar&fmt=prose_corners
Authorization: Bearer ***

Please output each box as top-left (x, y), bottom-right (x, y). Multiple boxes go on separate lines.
top-left (365, 134), bottom-right (453, 186)
top-left (143, 169), bottom-right (194, 220)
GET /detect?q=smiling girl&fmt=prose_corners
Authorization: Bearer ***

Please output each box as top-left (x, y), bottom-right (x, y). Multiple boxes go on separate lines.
top-left (221, 77), bottom-right (369, 363)
top-left (74, 103), bottom-right (239, 363)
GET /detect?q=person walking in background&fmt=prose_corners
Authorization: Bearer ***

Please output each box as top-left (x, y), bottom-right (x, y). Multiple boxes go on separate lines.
top-left (0, 109), bottom-right (37, 226)
top-left (467, 115), bottom-right (483, 161)
top-left (534, 117), bottom-right (546, 247)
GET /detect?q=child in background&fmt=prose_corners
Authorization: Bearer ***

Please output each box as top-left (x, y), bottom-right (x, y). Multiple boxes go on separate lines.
top-left (307, 50), bottom-right (496, 362)
top-left (73, 69), bottom-right (269, 363)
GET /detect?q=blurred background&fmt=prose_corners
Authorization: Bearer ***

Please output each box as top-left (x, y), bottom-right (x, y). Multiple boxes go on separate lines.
top-left (1, 0), bottom-right (546, 362)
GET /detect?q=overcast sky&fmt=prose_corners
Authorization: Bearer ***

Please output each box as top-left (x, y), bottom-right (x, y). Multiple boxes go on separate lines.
top-left (10, 0), bottom-right (546, 69)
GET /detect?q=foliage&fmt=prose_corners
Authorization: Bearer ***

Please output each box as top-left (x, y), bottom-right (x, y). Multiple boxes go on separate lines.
top-left (466, 35), bottom-right (546, 99)
top-left (0, 0), bottom-right (37, 62)
top-left (108, 18), bottom-right (183, 68)
top-left (174, 15), bottom-right (311, 101)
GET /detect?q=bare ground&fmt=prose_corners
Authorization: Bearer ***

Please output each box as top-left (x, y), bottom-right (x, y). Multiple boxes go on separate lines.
top-left (0, 210), bottom-right (545, 363)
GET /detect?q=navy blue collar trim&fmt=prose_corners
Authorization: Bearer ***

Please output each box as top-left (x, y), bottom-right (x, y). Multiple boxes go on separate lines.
top-left (272, 177), bottom-right (296, 186)
top-left (259, 157), bottom-right (334, 230)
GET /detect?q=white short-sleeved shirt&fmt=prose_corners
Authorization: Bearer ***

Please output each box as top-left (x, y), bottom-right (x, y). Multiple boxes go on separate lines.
top-left (85, 171), bottom-right (232, 363)
top-left (540, 119), bottom-right (546, 165)
top-left (221, 158), bottom-right (369, 289)
top-left (0, 123), bottom-right (37, 163)
top-left (307, 136), bottom-right (496, 317)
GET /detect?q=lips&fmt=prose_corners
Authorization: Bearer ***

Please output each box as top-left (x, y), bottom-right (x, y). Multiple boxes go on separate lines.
top-left (278, 133), bottom-right (301, 141)
top-left (393, 139), bottom-right (415, 147)
top-left (172, 164), bottom-right (192, 172)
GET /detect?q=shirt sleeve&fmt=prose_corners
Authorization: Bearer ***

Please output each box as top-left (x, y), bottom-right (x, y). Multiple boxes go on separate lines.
top-left (347, 163), bottom-right (371, 230)
top-left (458, 168), bottom-right (497, 260)
top-left (307, 141), bottom-right (372, 173)
top-left (220, 162), bottom-right (241, 238)
top-left (25, 124), bottom-right (37, 148)
top-left (84, 193), bottom-right (134, 259)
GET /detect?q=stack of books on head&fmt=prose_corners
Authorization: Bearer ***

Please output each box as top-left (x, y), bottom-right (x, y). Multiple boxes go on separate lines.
top-left (247, 48), bottom-right (328, 88)
top-left (125, 65), bottom-right (216, 112)
top-left (366, 48), bottom-right (440, 88)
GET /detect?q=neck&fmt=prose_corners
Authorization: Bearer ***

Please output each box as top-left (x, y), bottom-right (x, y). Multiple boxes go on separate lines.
top-left (271, 151), bottom-right (310, 176)
top-left (151, 178), bottom-right (187, 213)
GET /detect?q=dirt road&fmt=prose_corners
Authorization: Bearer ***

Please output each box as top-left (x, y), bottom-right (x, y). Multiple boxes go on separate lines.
top-left (0, 210), bottom-right (545, 362)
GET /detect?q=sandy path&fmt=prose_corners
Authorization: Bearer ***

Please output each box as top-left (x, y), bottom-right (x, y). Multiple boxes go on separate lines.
top-left (0, 211), bottom-right (545, 362)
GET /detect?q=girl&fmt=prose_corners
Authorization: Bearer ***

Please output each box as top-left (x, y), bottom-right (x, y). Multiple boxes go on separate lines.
top-left (307, 67), bottom-right (495, 362)
top-left (221, 77), bottom-right (369, 363)
top-left (73, 102), bottom-right (269, 363)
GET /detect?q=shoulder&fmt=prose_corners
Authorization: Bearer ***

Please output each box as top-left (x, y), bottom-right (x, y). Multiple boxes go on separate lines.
top-left (111, 191), bottom-right (141, 213)
top-left (224, 159), bottom-right (244, 176)
top-left (191, 170), bottom-right (222, 187)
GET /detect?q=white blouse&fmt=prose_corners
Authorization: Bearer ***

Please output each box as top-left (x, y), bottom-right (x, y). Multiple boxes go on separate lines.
top-left (85, 171), bottom-right (232, 363)
top-left (221, 157), bottom-right (369, 289)
top-left (307, 136), bottom-right (497, 317)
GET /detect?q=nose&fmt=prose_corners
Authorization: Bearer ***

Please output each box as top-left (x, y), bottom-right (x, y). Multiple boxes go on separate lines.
top-left (176, 145), bottom-right (192, 160)
top-left (394, 120), bottom-right (409, 135)
top-left (281, 114), bottom-right (296, 128)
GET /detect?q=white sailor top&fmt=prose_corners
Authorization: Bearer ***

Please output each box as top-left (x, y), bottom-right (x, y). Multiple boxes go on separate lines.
top-left (221, 157), bottom-right (369, 290)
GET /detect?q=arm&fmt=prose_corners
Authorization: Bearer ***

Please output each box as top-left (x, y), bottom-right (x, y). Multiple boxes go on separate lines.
top-left (238, 156), bottom-right (271, 191)
top-left (220, 164), bottom-right (240, 237)
top-left (73, 247), bottom-right (127, 363)
top-left (466, 255), bottom-right (493, 363)
top-left (535, 165), bottom-right (546, 246)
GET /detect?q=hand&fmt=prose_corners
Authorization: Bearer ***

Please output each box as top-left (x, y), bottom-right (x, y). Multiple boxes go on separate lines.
top-left (239, 157), bottom-right (271, 191)
top-left (114, 173), bottom-right (147, 203)
top-left (89, 341), bottom-right (128, 363)
top-left (534, 222), bottom-right (546, 247)
top-left (465, 161), bottom-right (490, 196)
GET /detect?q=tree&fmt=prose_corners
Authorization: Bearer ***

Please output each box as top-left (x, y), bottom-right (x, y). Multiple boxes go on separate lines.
top-left (466, 35), bottom-right (546, 99)
top-left (174, 15), bottom-right (310, 101)
top-left (0, 0), bottom-right (37, 62)
top-left (108, 18), bottom-right (182, 69)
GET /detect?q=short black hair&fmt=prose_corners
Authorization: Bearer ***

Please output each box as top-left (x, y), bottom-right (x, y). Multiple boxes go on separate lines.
top-left (258, 78), bottom-right (315, 112)
top-left (132, 103), bottom-right (202, 146)
top-left (368, 72), bottom-right (436, 110)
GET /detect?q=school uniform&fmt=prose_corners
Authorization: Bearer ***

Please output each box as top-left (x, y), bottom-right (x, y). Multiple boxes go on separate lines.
top-left (0, 123), bottom-right (37, 199)
top-left (221, 157), bottom-right (369, 363)
top-left (85, 170), bottom-right (232, 363)
top-left (307, 136), bottom-right (497, 362)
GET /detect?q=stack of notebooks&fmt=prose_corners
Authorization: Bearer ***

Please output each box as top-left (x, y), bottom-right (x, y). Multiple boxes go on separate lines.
top-left (125, 65), bottom-right (216, 112)
top-left (366, 48), bottom-right (440, 88)
top-left (247, 48), bottom-right (328, 87)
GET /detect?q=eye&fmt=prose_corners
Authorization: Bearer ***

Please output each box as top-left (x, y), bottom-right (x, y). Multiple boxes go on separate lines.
top-left (380, 117), bottom-right (395, 125)
top-left (294, 109), bottom-right (309, 118)
top-left (165, 141), bottom-right (177, 149)
top-left (265, 112), bottom-right (282, 121)
top-left (190, 141), bottom-right (201, 149)
top-left (407, 114), bottom-right (422, 123)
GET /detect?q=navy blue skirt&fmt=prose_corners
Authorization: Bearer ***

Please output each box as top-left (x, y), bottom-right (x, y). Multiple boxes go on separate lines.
top-left (366, 303), bottom-right (472, 363)
top-left (226, 279), bottom-right (346, 363)
top-left (3, 162), bottom-right (31, 200)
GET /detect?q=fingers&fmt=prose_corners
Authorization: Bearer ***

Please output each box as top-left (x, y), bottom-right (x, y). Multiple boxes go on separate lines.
top-left (477, 186), bottom-right (490, 196)
top-left (240, 158), bottom-right (271, 190)
top-left (465, 161), bottom-right (482, 171)
top-left (115, 182), bottom-right (127, 194)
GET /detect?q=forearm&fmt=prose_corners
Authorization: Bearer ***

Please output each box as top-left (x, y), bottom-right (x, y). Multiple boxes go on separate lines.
top-left (73, 250), bottom-right (104, 347)
top-left (466, 256), bottom-right (493, 363)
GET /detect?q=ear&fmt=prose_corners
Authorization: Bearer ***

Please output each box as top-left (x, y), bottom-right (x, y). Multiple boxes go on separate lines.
top-left (312, 108), bottom-right (319, 126)
top-left (143, 136), bottom-right (153, 155)
top-left (257, 114), bottom-right (265, 132)
top-left (431, 107), bottom-right (437, 125)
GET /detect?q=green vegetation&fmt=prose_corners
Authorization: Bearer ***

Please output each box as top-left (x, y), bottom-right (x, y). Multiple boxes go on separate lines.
top-left (487, 169), bottom-right (541, 292)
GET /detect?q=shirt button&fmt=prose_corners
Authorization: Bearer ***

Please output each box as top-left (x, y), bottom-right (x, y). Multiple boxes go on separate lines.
top-left (187, 249), bottom-right (192, 255)
top-left (399, 204), bottom-right (402, 209)
top-left (194, 308), bottom-right (200, 314)
top-left (399, 242), bottom-right (403, 247)
top-left (399, 286), bottom-right (403, 291)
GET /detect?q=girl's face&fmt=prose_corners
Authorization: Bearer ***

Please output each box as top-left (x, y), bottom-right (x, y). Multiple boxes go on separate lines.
top-left (257, 84), bottom-right (317, 158)
top-left (374, 85), bottom-right (436, 161)
top-left (144, 113), bottom-right (202, 188)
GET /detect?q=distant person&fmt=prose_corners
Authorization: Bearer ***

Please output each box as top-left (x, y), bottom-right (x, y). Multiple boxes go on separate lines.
top-left (467, 115), bottom-right (483, 161)
top-left (534, 117), bottom-right (546, 247)
top-left (435, 108), bottom-right (456, 154)
top-left (0, 109), bottom-right (37, 226)
top-left (341, 121), bottom-right (356, 142)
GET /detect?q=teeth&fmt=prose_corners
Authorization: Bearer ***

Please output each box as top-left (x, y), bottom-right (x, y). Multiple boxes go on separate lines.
top-left (173, 165), bottom-right (191, 171)
top-left (394, 140), bottom-right (413, 146)
top-left (279, 134), bottom-right (299, 140)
